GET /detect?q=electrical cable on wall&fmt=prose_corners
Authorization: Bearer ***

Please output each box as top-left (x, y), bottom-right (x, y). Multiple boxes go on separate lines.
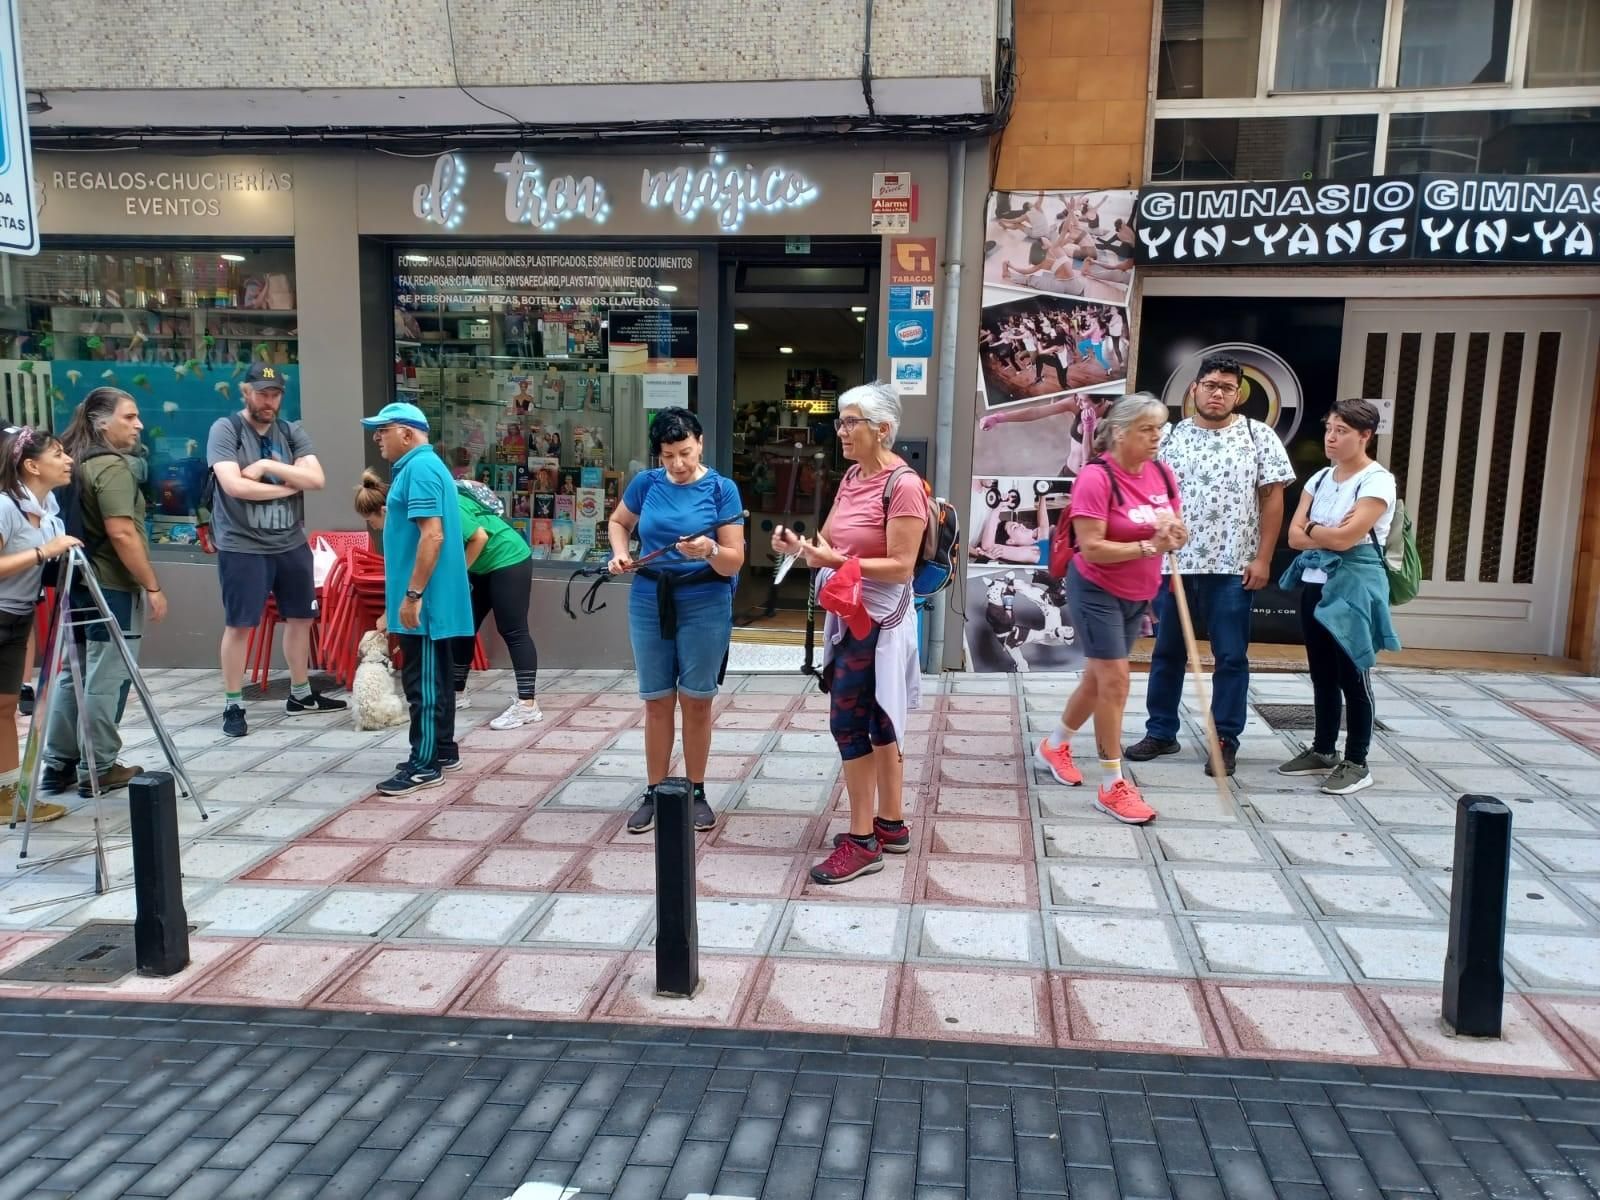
top-left (442, 0), bottom-right (526, 128)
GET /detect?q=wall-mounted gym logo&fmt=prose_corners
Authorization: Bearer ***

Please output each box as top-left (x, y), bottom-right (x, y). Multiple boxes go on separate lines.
top-left (1160, 341), bottom-right (1303, 445)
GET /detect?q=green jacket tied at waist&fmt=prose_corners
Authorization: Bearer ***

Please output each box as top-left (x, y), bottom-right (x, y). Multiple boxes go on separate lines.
top-left (1280, 544), bottom-right (1401, 672)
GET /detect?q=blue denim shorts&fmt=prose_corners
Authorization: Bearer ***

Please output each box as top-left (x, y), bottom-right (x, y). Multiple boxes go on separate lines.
top-left (628, 580), bottom-right (733, 700)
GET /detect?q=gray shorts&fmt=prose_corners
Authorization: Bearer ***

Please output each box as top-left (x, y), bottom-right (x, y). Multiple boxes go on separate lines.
top-left (1065, 560), bottom-right (1148, 661)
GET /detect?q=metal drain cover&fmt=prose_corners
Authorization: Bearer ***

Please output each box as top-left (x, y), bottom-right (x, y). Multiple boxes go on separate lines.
top-left (1256, 703), bottom-right (1390, 733)
top-left (0, 921), bottom-right (138, 984)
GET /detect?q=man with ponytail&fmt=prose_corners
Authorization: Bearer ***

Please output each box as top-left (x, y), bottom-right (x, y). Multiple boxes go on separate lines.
top-left (43, 388), bottom-right (165, 798)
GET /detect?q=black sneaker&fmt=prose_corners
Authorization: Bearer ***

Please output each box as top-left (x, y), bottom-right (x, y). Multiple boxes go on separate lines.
top-left (18, 684), bottom-right (33, 717)
top-left (1204, 743), bottom-right (1238, 778)
top-left (222, 705), bottom-right (248, 738)
top-left (286, 692), bottom-right (349, 717)
top-left (627, 791), bottom-right (656, 834)
top-left (376, 765), bottom-right (443, 796)
top-left (692, 790), bottom-right (716, 832)
top-left (1125, 736), bottom-right (1182, 761)
top-left (41, 763), bottom-right (78, 794)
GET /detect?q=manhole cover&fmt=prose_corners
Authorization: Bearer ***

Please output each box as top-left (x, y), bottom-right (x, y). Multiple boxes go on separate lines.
top-left (1256, 703), bottom-right (1390, 733)
top-left (0, 921), bottom-right (138, 984)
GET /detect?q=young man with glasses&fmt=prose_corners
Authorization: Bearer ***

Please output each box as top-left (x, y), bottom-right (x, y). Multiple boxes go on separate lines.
top-left (207, 361), bottom-right (346, 736)
top-left (1126, 355), bottom-right (1295, 776)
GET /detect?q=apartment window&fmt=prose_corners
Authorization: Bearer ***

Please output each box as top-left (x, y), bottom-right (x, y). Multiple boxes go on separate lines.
top-left (1526, 0), bottom-right (1600, 86)
top-left (1388, 107), bottom-right (1600, 174)
top-left (1274, 0), bottom-right (1386, 91)
top-left (1397, 0), bottom-right (1512, 87)
top-left (1152, 115), bottom-right (1379, 181)
top-left (1157, 0), bottom-right (1264, 99)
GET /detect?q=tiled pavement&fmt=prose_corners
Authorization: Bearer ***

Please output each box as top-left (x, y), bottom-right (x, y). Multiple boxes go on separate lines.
top-left (3, 667), bottom-right (1600, 1083)
top-left (3, 999), bottom-right (1600, 1200)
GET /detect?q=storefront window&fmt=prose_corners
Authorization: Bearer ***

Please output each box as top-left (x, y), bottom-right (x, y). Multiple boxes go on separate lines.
top-left (0, 244), bottom-right (299, 555)
top-left (1274, 0), bottom-right (1386, 92)
top-left (1157, 0), bottom-right (1263, 99)
top-left (1387, 107), bottom-right (1600, 174)
top-left (1397, 0), bottom-right (1511, 87)
top-left (392, 247), bottom-right (698, 566)
top-left (1526, 0), bottom-right (1600, 87)
top-left (1151, 115), bottom-right (1378, 181)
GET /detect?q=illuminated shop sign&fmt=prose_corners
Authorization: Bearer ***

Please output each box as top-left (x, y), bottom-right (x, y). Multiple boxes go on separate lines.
top-left (1134, 174), bottom-right (1600, 265)
top-left (410, 151), bottom-right (820, 233)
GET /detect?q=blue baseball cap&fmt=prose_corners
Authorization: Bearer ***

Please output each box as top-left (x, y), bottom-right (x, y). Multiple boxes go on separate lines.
top-left (360, 402), bottom-right (430, 432)
top-left (245, 361), bottom-right (289, 390)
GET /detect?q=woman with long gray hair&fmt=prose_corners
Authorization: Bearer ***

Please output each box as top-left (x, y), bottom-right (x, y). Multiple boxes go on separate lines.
top-left (1036, 393), bottom-right (1186, 825)
top-left (773, 382), bottom-right (928, 884)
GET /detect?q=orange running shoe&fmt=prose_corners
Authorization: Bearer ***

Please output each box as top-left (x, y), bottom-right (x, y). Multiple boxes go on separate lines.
top-left (1035, 738), bottom-right (1083, 787)
top-left (1095, 778), bottom-right (1156, 825)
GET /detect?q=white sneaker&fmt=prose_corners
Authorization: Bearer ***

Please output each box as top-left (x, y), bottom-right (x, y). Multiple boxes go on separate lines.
top-left (454, 691), bottom-right (471, 710)
top-left (490, 700), bottom-right (544, 731)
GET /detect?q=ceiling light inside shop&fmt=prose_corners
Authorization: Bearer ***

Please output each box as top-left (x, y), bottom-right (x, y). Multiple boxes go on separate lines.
top-left (851, 306), bottom-right (867, 313)
top-left (658, 284), bottom-right (678, 293)
top-left (856, 316), bottom-right (865, 323)
top-left (219, 253), bottom-right (246, 263)
top-left (779, 346), bottom-right (794, 354)
top-left (733, 322), bottom-right (750, 331)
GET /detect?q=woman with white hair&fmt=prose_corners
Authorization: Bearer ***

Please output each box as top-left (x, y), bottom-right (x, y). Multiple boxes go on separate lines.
top-left (1036, 393), bottom-right (1187, 825)
top-left (773, 382), bottom-right (927, 884)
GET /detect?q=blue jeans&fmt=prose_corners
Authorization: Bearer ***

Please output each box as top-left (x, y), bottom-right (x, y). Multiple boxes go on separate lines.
top-left (628, 580), bottom-right (733, 701)
top-left (1144, 573), bottom-right (1252, 748)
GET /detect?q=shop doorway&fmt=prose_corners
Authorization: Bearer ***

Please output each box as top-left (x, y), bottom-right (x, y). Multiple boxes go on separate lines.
top-left (1337, 299), bottom-right (1600, 654)
top-left (720, 249), bottom-right (878, 640)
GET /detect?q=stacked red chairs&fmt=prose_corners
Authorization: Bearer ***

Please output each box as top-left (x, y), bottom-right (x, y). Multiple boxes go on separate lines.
top-left (243, 530), bottom-right (384, 687)
top-left (312, 533), bottom-right (488, 689)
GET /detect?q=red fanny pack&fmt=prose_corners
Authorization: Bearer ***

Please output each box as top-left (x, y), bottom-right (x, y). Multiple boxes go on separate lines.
top-left (818, 557), bottom-right (874, 639)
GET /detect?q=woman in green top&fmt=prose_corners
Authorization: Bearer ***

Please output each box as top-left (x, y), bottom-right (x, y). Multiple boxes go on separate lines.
top-left (356, 469), bottom-right (541, 731)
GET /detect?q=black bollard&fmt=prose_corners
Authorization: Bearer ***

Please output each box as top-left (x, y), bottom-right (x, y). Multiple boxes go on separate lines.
top-left (653, 777), bottom-right (700, 998)
top-left (1441, 794), bottom-right (1511, 1038)
top-left (128, 772), bottom-right (190, 977)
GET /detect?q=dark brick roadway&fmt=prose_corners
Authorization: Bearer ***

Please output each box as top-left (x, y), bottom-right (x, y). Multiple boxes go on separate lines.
top-left (2, 1000), bottom-right (1599, 1200)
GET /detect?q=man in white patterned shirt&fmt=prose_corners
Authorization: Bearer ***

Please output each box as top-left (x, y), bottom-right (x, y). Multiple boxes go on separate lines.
top-left (1126, 355), bottom-right (1296, 776)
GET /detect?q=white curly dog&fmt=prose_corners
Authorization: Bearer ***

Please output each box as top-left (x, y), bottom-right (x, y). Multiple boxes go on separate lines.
top-left (352, 629), bottom-right (409, 730)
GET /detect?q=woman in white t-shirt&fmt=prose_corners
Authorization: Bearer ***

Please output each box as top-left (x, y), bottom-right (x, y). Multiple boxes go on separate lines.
top-left (1278, 399), bottom-right (1399, 797)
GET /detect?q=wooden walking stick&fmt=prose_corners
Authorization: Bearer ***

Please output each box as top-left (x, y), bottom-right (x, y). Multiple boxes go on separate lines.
top-left (1165, 556), bottom-right (1232, 804)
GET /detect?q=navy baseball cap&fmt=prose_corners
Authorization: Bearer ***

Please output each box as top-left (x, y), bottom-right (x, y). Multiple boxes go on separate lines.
top-left (245, 361), bottom-right (289, 390)
top-left (360, 402), bottom-right (430, 432)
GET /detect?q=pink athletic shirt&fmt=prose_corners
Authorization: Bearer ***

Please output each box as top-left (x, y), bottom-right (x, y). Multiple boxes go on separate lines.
top-left (1068, 457), bottom-right (1180, 601)
top-left (827, 460), bottom-right (927, 559)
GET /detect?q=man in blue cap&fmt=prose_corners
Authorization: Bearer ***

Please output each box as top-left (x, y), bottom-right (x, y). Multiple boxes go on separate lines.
top-left (361, 402), bottom-right (473, 794)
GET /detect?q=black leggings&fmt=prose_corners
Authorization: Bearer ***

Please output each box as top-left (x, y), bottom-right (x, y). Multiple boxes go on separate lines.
top-left (452, 557), bottom-right (538, 699)
top-left (1300, 583), bottom-right (1374, 766)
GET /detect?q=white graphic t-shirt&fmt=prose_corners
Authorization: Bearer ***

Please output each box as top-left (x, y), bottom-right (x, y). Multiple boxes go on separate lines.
top-left (1158, 417), bottom-right (1296, 575)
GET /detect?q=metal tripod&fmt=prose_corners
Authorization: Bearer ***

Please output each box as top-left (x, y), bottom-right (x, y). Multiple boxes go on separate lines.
top-left (11, 546), bottom-right (205, 896)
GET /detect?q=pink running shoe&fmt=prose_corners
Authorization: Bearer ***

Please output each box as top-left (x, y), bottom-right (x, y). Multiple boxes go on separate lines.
top-left (832, 817), bottom-right (911, 855)
top-left (1035, 738), bottom-right (1083, 787)
top-left (810, 836), bottom-right (884, 884)
top-left (1095, 779), bottom-right (1156, 825)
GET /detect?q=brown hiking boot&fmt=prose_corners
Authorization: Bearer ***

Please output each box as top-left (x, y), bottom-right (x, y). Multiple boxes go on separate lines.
top-left (0, 785), bottom-right (66, 824)
top-left (78, 763), bottom-right (144, 798)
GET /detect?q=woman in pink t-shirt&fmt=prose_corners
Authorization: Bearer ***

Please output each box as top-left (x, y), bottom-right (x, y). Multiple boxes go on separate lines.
top-left (1036, 393), bottom-right (1187, 826)
top-left (772, 383), bottom-right (927, 885)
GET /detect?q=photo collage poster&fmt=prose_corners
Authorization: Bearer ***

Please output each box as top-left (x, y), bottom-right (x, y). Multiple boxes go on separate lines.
top-left (967, 189), bottom-right (1136, 673)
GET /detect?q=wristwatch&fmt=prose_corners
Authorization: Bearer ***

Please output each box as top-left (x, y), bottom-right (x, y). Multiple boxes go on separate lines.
top-left (404, 589), bottom-right (423, 601)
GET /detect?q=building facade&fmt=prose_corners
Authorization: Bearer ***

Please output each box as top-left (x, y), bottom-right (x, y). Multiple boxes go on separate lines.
top-left (11, 1), bottom-right (1008, 669)
top-left (968, 0), bottom-right (1600, 673)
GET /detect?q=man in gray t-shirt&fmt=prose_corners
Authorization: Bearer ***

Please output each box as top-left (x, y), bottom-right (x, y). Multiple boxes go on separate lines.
top-left (206, 361), bottom-right (346, 737)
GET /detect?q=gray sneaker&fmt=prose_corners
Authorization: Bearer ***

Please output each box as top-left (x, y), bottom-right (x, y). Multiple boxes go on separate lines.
top-left (1321, 761), bottom-right (1373, 795)
top-left (1278, 747), bottom-right (1339, 776)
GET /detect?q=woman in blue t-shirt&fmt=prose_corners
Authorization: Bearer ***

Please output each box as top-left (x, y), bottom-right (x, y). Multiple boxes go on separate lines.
top-left (606, 407), bottom-right (745, 835)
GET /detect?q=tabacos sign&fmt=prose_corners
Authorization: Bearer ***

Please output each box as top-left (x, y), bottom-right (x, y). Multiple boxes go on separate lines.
top-left (1134, 174), bottom-right (1600, 265)
top-left (414, 151), bottom-right (819, 233)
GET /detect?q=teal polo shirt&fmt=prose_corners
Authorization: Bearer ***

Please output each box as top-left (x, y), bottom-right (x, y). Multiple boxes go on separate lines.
top-left (384, 444), bottom-right (474, 640)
